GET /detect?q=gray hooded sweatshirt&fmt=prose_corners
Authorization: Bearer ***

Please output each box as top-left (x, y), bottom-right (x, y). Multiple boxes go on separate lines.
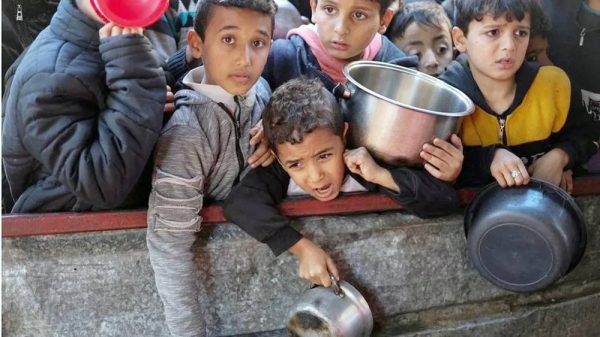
top-left (147, 67), bottom-right (270, 337)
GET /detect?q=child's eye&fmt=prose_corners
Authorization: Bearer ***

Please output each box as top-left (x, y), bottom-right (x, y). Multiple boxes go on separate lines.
top-left (318, 153), bottom-right (332, 160)
top-left (526, 53), bottom-right (537, 62)
top-left (253, 40), bottom-right (266, 48)
top-left (288, 163), bottom-right (301, 169)
top-left (353, 12), bottom-right (366, 19)
top-left (437, 46), bottom-right (449, 54)
top-left (516, 30), bottom-right (529, 37)
top-left (324, 6), bottom-right (335, 14)
top-left (486, 29), bottom-right (499, 37)
top-left (222, 36), bottom-right (235, 44)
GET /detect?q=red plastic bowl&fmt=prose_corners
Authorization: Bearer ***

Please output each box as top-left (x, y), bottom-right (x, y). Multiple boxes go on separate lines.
top-left (91, 0), bottom-right (169, 28)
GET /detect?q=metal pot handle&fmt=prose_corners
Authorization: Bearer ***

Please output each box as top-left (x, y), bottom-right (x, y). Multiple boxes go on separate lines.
top-left (332, 83), bottom-right (352, 100)
top-left (330, 274), bottom-right (345, 298)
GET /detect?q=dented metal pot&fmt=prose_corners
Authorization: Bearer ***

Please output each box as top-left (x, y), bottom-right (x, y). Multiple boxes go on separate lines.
top-left (287, 275), bottom-right (373, 337)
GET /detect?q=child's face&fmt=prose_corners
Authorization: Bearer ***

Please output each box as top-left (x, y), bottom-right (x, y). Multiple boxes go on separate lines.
top-left (187, 6), bottom-right (273, 95)
top-left (310, 0), bottom-right (393, 62)
top-left (526, 34), bottom-right (553, 66)
top-left (393, 22), bottom-right (453, 77)
top-left (453, 12), bottom-right (530, 83)
top-left (275, 126), bottom-right (348, 202)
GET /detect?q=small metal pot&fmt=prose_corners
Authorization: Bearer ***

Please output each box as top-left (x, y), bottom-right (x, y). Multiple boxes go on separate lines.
top-left (464, 179), bottom-right (587, 292)
top-left (287, 275), bottom-right (373, 337)
top-left (340, 61), bottom-right (474, 166)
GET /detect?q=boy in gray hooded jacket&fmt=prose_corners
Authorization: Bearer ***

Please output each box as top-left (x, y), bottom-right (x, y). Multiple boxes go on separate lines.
top-left (146, 1), bottom-right (277, 336)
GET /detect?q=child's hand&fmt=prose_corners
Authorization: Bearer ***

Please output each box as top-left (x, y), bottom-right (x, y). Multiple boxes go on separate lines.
top-left (247, 119), bottom-right (275, 168)
top-left (344, 147), bottom-right (399, 192)
top-left (490, 148), bottom-right (530, 187)
top-left (528, 148), bottom-right (569, 187)
top-left (99, 23), bottom-right (143, 39)
top-left (288, 238), bottom-right (339, 287)
top-left (164, 86), bottom-right (175, 113)
top-left (420, 134), bottom-right (464, 182)
top-left (344, 147), bottom-right (384, 183)
top-left (560, 170), bottom-right (574, 194)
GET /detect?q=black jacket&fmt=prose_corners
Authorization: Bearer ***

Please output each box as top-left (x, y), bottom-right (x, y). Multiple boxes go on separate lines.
top-left (2, 0), bottom-right (166, 213)
top-left (262, 34), bottom-right (415, 93)
top-left (223, 162), bottom-right (459, 256)
top-left (541, 0), bottom-right (600, 166)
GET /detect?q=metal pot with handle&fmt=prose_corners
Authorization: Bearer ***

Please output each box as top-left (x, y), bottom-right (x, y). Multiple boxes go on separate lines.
top-left (287, 275), bottom-right (373, 337)
top-left (338, 61), bottom-right (474, 167)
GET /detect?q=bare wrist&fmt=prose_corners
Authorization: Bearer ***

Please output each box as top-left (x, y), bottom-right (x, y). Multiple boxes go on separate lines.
top-left (288, 238), bottom-right (312, 257)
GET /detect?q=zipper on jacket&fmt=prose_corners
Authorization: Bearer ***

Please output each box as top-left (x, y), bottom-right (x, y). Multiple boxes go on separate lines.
top-left (498, 117), bottom-right (507, 145)
top-left (217, 100), bottom-right (244, 185)
top-left (16, 4), bottom-right (23, 21)
top-left (580, 28), bottom-right (587, 46)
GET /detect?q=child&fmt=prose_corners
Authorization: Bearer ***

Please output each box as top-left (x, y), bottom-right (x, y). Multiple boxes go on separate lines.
top-left (440, 0), bottom-right (576, 189)
top-left (2, 0), bottom-right (166, 213)
top-left (265, 0), bottom-right (464, 182)
top-left (262, 0), bottom-right (412, 92)
top-left (525, 6), bottom-right (553, 66)
top-left (386, 1), bottom-right (454, 77)
top-left (145, 1), bottom-right (276, 336)
top-left (223, 77), bottom-right (460, 287)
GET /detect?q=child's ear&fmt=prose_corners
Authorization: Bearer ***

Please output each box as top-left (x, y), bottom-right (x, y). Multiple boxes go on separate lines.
top-left (186, 30), bottom-right (204, 59)
top-left (452, 27), bottom-right (467, 53)
top-left (379, 8), bottom-right (394, 34)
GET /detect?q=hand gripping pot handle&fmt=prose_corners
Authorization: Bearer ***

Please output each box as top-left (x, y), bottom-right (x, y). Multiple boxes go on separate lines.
top-left (330, 273), bottom-right (345, 298)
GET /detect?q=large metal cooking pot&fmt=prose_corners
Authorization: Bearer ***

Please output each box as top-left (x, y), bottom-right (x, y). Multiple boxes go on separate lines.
top-left (464, 179), bottom-right (587, 293)
top-left (340, 61), bottom-right (474, 166)
top-left (287, 275), bottom-right (373, 337)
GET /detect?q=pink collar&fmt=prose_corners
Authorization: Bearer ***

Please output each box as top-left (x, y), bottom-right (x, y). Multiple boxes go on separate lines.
top-left (287, 25), bottom-right (383, 84)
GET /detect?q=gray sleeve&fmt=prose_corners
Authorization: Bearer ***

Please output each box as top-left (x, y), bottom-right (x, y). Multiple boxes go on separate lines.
top-left (146, 125), bottom-right (214, 337)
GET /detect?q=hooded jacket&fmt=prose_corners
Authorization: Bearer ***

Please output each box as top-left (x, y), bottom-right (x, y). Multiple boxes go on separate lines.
top-left (440, 55), bottom-right (571, 187)
top-left (262, 34), bottom-right (414, 92)
top-left (2, 0), bottom-right (166, 212)
top-left (146, 69), bottom-right (270, 337)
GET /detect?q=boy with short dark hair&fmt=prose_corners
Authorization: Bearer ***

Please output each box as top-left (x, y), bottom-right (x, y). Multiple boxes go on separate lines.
top-left (386, 1), bottom-right (454, 77)
top-left (223, 77), bottom-right (460, 287)
top-left (263, 0), bottom-right (411, 92)
top-left (440, 0), bottom-right (575, 190)
top-left (145, 1), bottom-right (277, 336)
top-left (2, 0), bottom-right (166, 213)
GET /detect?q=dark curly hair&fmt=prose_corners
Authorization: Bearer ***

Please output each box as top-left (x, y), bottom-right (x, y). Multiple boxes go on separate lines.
top-left (454, 0), bottom-right (544, 36)
top-left (263, 77), bottom-right (344, 153)
top-left (193, 0), bottom-right (278, 40)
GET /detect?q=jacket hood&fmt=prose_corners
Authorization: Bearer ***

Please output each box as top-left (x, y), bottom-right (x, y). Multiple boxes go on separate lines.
top-left (174, 76), bottom-right (271, 111)
top-left (440, 53), bottom-right (540, 117)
